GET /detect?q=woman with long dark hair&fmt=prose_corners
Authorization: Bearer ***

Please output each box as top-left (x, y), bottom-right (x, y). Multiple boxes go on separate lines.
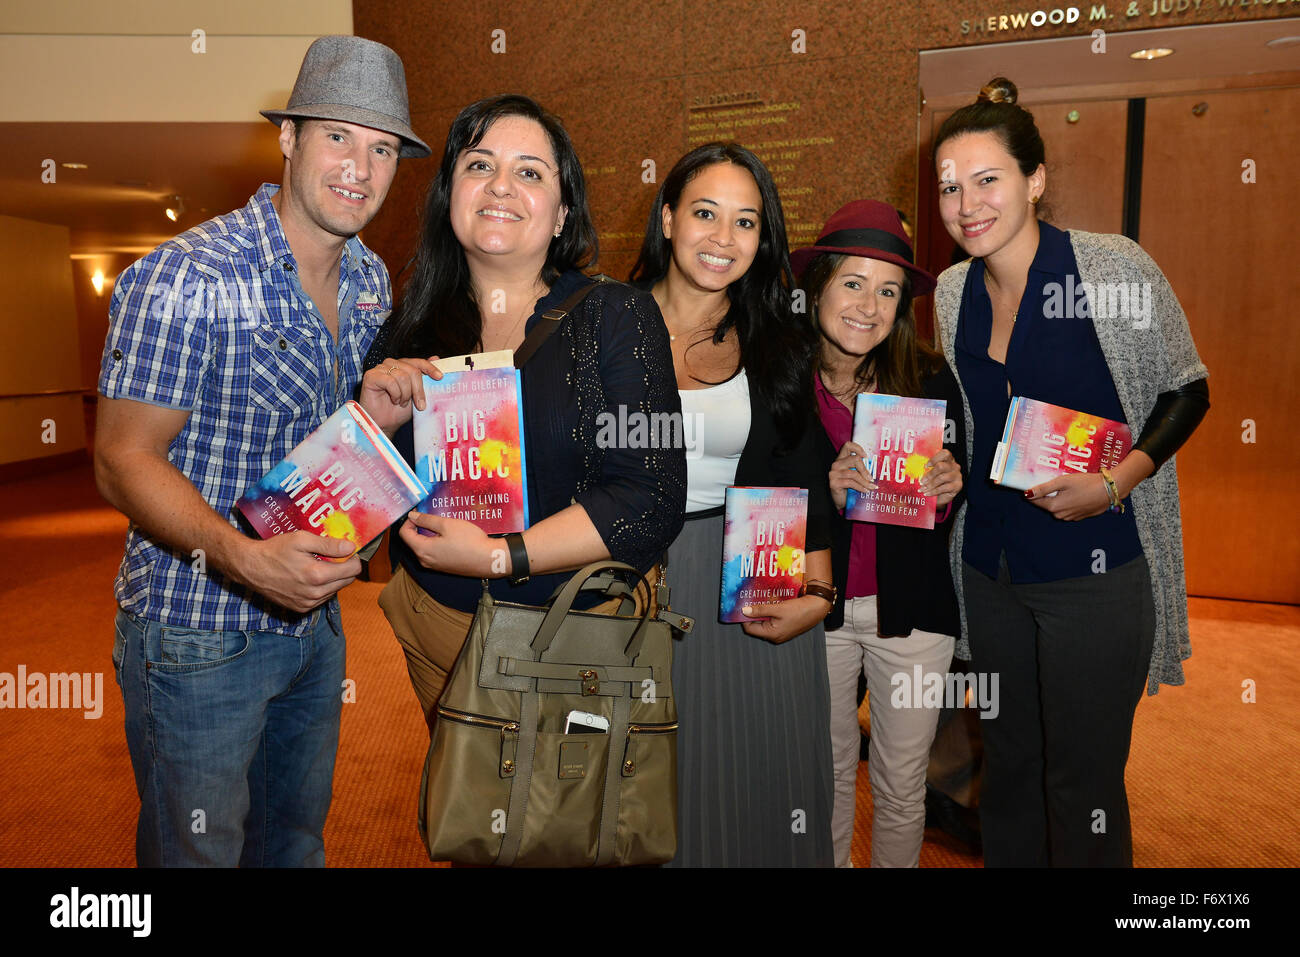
top-left (932, 78), bottom-right (1209, 866)
top-left (361, 94), bottom-right (685, 738)
top-left (794, 200), bottom-right (965, 867)
top-left (629, 142), bottom-right (835, 866)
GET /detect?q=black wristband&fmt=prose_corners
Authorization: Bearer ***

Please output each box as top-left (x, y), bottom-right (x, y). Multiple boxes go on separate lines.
top-left (799, 581), bottom-right (837, 605)
top-left (504, 532), bottom-right (529, 586)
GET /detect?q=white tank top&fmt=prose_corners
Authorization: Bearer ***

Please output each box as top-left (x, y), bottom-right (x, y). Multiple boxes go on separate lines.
top-left (679, 368), bottom-right (751, 512)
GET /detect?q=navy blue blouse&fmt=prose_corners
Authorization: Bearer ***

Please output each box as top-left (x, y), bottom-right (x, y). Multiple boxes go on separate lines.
top-left (365, 269), bottom-right (687, 612)
top-left (954, 222), bottom-right (1143, 583)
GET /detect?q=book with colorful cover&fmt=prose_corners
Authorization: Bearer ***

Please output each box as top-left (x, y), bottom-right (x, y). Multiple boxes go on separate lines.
top-left (990, 396), bottom-right (1132, 491)
top-left (719, 486), bottom-right (808, 623)
top-left (236, 400), bottom-right (428, 560)
top-left (411, 351), bottom-right (529, 535)
top-left (844, 393), bottom-right (947, 530)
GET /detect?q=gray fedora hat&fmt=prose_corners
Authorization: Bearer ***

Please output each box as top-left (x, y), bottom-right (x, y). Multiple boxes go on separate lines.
top-left (261, 35), bottom-right (431, 158)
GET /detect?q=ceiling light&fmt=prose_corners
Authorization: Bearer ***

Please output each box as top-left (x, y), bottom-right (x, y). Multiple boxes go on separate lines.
top-left (91, 270), bottom-right (104, 296)
top-left (61, 162), bottom-right (88, 170)
top-left (1129, 48), bottom-right (1174, 60)
top-left (165, 195), bottom-right (185, 222)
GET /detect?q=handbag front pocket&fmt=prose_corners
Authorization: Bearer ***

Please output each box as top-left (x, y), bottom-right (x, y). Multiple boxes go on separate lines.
top-left (515, 730), bottom-right (611, 867)
top-left (615, 722), bottom-right (678, 865)
top-left (421, 706), bottom-right (520, 864)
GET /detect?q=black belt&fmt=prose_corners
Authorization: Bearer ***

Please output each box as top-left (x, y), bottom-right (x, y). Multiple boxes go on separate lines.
top-left (684, 504), bottom-right (725, 522)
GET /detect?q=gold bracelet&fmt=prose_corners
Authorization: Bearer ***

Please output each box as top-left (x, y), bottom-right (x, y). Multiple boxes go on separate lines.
top-left (1098, 470), bottom-right (1117, 507)
top-left (1099, 468), bottom-right (1118, 507)
top-left (1099, 467), bottom-right (1124, 514)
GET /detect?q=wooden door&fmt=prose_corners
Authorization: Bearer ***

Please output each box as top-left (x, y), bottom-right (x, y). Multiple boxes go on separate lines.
top-left (1140, 86), bottom-right (1300, 603)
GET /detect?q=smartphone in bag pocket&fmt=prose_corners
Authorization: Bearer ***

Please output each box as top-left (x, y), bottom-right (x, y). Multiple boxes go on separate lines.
top-left (564, 709), bottom-right (609, 734)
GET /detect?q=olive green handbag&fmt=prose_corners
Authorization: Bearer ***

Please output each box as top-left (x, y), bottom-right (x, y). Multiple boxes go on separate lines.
top-left (418, 560), bottom-right (694, 867)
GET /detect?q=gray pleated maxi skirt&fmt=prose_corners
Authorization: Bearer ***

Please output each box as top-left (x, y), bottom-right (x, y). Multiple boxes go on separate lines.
top-left (664, 511), bottom-right (836, 867)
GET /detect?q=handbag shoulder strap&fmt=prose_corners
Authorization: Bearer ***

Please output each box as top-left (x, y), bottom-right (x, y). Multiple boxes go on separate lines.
top-left (513, 275), bottom-right (610, 369)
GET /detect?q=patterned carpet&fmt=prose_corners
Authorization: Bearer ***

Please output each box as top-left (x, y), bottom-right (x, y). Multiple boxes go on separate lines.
top-left (1, 464), bottom-right (1295, 868)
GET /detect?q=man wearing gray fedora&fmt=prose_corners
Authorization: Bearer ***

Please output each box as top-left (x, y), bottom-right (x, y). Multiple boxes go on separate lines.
top-left (95, 36), bottom-right (429, 867)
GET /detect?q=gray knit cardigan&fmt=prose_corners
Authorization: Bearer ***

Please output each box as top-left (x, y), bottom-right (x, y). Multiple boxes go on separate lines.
top-left (933, 230), bottom-right (1208, 694)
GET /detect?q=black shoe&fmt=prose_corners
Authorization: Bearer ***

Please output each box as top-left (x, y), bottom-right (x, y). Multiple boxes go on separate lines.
top-left (924, 785), bottom-right (982, 854)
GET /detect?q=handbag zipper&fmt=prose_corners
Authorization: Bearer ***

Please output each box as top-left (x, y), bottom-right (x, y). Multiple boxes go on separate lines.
top-left (437, 705), bottom-right (521, 777)
top-left (436, 708), bottom-right (673, 736)
top-left (627, 722), bottom-right (678, 734)
top-left (436, 705), bottom-right (518, 731)
top-left (622, 721), bottom-right (677, 777)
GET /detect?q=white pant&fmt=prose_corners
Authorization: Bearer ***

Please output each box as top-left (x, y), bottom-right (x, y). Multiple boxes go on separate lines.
top-left (825, 595), bottom-right (955, 867)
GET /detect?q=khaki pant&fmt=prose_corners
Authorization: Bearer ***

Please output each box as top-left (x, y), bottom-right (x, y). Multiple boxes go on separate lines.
top-left (825, 595), bottom-right (955, 868)
top-left (378, 566), bottom-right (655, 735)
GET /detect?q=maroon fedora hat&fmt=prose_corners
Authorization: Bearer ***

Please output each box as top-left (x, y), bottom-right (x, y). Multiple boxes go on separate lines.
top-left (791, 200), bottom-right (936, 296)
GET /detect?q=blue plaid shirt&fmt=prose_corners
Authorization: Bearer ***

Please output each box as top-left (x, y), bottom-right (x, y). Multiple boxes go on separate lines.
top-left (99, 183), bottom-right (391, 635)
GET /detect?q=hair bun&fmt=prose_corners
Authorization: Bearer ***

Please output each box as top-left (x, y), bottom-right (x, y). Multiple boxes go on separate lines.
top-left (977, 77), bottom-right (1018, 106)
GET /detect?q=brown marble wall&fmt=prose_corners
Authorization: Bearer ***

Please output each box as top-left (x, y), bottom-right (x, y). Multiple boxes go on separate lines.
top-left (355, 0), bottom-right (1294, 280)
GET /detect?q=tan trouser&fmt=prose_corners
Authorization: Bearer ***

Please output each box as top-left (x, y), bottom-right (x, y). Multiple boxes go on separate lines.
top-left (825, 595), bottom-right (955, 868)
top-left (378, 565), bottom-right (656, 734)
top-left (378, 567), bottom-right (476, 734)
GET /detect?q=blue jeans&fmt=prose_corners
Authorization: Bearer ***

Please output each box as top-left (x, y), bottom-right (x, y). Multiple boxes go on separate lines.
top-left (112, 602), bottom-right (344, 867)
